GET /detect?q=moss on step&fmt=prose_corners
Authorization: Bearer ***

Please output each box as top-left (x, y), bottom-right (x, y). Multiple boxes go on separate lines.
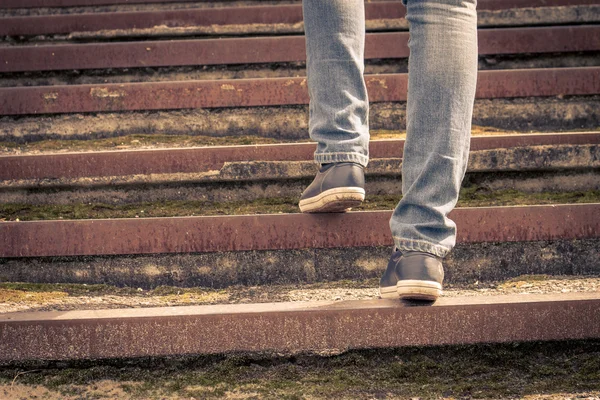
top-left (0, 280), bottom-right (376, 302)
top-left (0, 340), bottom-right (598, 399)
top-left (0, 289), bottom-right (68, 303)
top-left (0, 125), bottom-right (516, 154)
top-left (2, 189), bottom-right (600, 222)
top-left (0, 282), bottom-right (228, 298)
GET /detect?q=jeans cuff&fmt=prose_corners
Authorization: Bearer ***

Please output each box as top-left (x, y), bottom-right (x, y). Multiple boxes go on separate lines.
top-left (392, 237), bottom-right (451, 258)
top-left (314, 152), bottom-right (369, 168)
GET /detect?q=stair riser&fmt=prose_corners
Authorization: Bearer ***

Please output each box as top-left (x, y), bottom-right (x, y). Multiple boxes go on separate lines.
top-left (2, 68), bottom-right (598, 118)
top-left (1, 293), bottom-right (598, 364)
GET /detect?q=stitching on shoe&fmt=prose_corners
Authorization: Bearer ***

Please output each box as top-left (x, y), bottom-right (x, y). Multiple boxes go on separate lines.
top-left (320, 164), bottom-right (336, 193)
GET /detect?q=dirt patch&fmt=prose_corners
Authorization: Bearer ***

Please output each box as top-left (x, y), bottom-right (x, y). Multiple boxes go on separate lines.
top-left (2, 380), bottom-right (141, 400)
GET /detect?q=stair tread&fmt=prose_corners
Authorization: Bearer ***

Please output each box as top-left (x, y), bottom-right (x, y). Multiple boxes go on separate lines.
top-left (2, 276), bottom-right (599, 314)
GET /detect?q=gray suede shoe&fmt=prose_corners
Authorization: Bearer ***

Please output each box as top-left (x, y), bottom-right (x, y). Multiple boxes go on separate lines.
top-left (379, 249), bottom-right (444, 301)
top-left (299, 162), bottom-right (365, 213)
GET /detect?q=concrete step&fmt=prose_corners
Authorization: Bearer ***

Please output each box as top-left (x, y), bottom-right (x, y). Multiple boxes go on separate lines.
top-left (2, 66), bottom-right (599, 115)
top-left (1, 0), bottom-right (598, 390)
top-left (2, 132), bottom-right (597, 180)
top-left (2, 26), bottom-right (598, 74)
top-left (3, 97), bottom-right (599, 143)
top-left (1, 292), bottom-right (598, 363)
top-left (2, 4), bottom-right (598, 40)
top-left (1, 132), bottom-right (597, 206)
top-left (2, 52), bottom-right (600, 88)
top-left (2, 69), bottom-right (599, 143)
top-left (3, 189), bottom-right (599, 221)
top-left (3, 204), bottom-right (597, 258)
top-left (0, 126), bottom-right (581, 153)
top-left (1, 204), bottom-right (598, 288)
top-left (2, 0), bottom-right (596, 14)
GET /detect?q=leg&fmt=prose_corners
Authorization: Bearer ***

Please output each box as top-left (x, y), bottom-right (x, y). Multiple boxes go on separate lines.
top-left (381, 0), bottom-right (478, 300)
top-left (299, 0), bottom-right (369, 213)
top-left (302, 0), bottom-right (369, 166)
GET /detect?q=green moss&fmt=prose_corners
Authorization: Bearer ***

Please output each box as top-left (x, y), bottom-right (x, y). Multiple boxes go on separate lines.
top-left (1, 341), bottom-right (598, 399)
top-left (3, 189), bottom-right (600, 221)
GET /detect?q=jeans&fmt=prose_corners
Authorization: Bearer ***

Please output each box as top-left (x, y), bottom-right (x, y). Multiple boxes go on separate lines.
top-left (302, 0), bottom-right (478, 257)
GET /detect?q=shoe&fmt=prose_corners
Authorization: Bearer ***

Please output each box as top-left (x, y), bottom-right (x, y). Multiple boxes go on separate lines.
top-left (379, 249), bottom-right (444, 301)
top-left (299, 162), bottom-right (365, 213)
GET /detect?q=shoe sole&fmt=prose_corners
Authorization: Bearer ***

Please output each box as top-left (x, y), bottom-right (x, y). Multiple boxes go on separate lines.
top-left (299, 187), bottom-right (365, 213)
top-left (396, 280), bottom-right (442, 301)
top-left (379, 285), bottom-right (399, 300)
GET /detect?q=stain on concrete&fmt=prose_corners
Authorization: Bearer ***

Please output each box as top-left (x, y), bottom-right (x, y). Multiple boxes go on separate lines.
top-left (90, 87), bottom-right (126, 98)
top-left (42, 92), bottom-right (58, 102)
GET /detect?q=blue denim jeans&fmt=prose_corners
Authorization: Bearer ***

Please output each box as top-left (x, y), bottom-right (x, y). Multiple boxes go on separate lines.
top-left (303, 0), bottom-right (478, 257)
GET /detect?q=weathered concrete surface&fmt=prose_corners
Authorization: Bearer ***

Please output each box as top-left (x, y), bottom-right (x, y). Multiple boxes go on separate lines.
top-left (1, 292), bottom-right (599, 363)
top-left (5, 4), bottom-right (597, 39)
top-left (2, 204), bottom-right (598, 258)
top-left (0, 1), bottom-right (300, 17)
top-left (2, 132), bottom-right (597, 179)
top-left (478, 5), bottom-right (600, 27)
top-left (2, 68), bottom-right (597, 115)
top-left (2, 53), bottom-right (598, 88)
top-left (1, 97), bottom-right (599, 142)
top-left (18, 5), bottom-right (591, 41)
top-left (1, 169), bottom-right (598, 205)
top-left (2, 145), bottom-right (597, 189)
top-left (0, 239), bottom-right (598, 288)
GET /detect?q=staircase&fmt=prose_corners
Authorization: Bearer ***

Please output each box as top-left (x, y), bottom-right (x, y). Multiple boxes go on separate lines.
top-left (0, 0), bottom-right (599, 398)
